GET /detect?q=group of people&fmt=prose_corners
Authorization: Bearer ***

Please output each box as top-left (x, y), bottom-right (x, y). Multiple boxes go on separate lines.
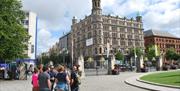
top-left (31, 64), bottom-right (81, 91)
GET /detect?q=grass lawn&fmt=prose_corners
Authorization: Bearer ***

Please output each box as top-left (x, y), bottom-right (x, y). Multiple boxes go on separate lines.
top-left (140, 70), bottom-right (180, 86)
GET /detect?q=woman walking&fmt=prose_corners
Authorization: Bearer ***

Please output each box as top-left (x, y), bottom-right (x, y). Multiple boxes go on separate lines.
top-left (55, 65), bottom-right (70, 91)
top-left (32, 68), bottom-right (39, 91)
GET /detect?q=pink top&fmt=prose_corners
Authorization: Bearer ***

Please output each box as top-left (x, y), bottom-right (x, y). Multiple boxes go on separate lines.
top-left (32, 73), bottom-right (39, 87)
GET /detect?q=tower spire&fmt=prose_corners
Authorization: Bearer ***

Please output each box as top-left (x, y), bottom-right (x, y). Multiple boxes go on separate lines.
top-left (91, 0), bottom-right (102, 15)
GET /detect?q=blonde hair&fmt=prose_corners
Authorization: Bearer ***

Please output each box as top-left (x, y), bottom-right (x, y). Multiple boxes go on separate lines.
top-left (57, 65), bottom-right (65, 72)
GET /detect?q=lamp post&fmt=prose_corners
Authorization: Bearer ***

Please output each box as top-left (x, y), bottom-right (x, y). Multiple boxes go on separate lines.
top-left (107, 40), bottom-right (112, 75)
top-left (134, 41), bottom-right (137, 72)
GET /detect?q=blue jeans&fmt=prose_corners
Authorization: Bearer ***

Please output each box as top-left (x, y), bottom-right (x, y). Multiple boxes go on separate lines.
top-left (40, 88), bottom-right (50, 91)
top-left (55, 82), bottom-right (68, 91)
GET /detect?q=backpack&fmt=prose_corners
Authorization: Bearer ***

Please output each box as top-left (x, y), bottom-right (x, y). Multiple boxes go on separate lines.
top-left (76, 73), bottom-right (81, 85)
top-left (73, 72), bottom-right (81, 85)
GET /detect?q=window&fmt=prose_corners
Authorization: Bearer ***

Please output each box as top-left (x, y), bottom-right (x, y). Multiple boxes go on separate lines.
top-left (135, 35), bottom-right (139, 40)
top-left (93, 24), bottom-right (97, 29)
top-left (120, 28), bottom-right (125, 32)
top-left (121, 41), bottom-right (125, 45)
top-left (128, 41), bottom-right (133, 46)
top-left (94, 30), bottom-right (97, 35)
top-left (103, 25), bottom-right (109, 30)
top-left (88, 32), bottom-right (91, 38)
top-left (127, 22), bottom-right (131, 26)
top-left (128, 35), bottom-right (132, 39)
top-left (103, 32), bottom-right (110, 37)
top-left (99, 47), bottom-right (102, 54)
top-left (99, 38), bottom-right (102, 44)
top-left (83, 35), bottom-right (86, 39)
top-left (77, 32), bottom-right (80, 35)
top-left (103, 19), bottom-right (109, 23)
top-left (134, 29), bottom-right (138, 34)
top-left (77, 37), bottom-right (80, 42)
top-left (135, 42), bottom-right (140, 46)
top-left (31, 45), bottom-right (34, 53)
top-left (119, 21), bottom-right (124, 25)
top-left (104, 38), bottom-right (107, 44)
top-left (112, 26), bottom-right (117, 31)
top-left (120, 34), bottom-right (125, 38)
top-left (82, 29), bottom-right (85, 33)
top-left (134, 23), bottom-right (139, 27)
top-left (113, 39), bottom-right (118, 45)
top-left (112, 33), bottom-right (117, 38)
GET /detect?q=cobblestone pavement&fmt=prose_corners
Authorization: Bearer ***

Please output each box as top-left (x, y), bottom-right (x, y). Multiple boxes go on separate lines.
top-left (0, 72), bottom-right (147, 91)
top-left (0, 77), bottom-right (32, 91)
top-left (80, 72), bottom-right (148, 91)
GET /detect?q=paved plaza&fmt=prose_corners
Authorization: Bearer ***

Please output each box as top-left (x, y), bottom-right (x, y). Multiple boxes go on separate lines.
top-left (0, 72), bottom-right (147, 91)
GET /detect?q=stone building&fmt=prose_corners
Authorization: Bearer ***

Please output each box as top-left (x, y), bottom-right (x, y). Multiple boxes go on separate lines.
top-left (70, 0), bottom-right (144, 67)
top-left (144, 29), bottom-right (180, 54)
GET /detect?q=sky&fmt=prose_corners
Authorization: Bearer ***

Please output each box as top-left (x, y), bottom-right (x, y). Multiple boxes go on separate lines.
top-left (21, 0), bottom-right (180, 55)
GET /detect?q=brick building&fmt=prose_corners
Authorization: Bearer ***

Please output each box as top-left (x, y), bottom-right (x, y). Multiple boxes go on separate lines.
top-left (144, 29), bottom-right (180, 54)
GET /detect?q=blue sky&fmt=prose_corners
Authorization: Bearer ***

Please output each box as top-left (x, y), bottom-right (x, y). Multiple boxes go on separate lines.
top-left (22, 0), bottom-right (180, 55)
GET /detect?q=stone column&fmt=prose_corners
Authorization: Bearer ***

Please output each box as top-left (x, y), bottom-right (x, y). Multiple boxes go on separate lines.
top-left (78, 55), bottom-right (85, 78)
top-left (107, 55), bottom-right (116, 75)
top-left (136, 55), bottom-right (144, 72)
top-left (156, 56), bottom-right (163, 71)
top-left (111, 55), bottom-right (115, 69)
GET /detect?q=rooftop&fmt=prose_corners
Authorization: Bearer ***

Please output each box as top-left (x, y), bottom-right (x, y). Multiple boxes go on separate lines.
top-left (144, 29), bottom-right (178, 38)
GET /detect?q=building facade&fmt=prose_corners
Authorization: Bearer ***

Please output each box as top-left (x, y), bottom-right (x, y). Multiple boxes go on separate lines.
top-left (70, 0), bottom-right (144, 65)
top-left (144, 29), bottom-right (180, 54)
top-left (22, 11), bottom-right (37, 59)
top-left (59, 33), bottom-right (71, 53)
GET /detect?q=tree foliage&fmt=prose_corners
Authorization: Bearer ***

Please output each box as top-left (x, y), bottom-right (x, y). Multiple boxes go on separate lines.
top-left (146, 45), bottom-right (160, 61)
top-left (129, 47), bottom-right (144, 57)
top-left (0, 0), bottom-right (29, 60)
top-left (115, 51), bottom-right (124, 61)
top-left (166, 48), bottom-right (180, 61)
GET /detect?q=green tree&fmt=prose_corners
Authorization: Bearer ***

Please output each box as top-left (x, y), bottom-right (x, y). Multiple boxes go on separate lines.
top-left (41, 53), bottom-right (50, 65)
top-left (166, 48), bottom-right (179, 61)
top-left (0, 0), bottom-right (29, 61)
top-left (129, 47), bottom-right (144, 57)
top-left (115, 51), bottom-right (124, 61)
top-left (146, 45), bottom-right (160, 61)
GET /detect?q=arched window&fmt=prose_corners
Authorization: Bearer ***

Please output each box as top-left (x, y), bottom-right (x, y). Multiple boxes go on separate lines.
top-left (99, 47), bottom-right (102, 54)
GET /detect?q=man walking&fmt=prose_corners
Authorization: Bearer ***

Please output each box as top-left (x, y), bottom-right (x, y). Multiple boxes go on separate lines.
top-left (38, 66), bottom-right (51, 91)
top-left (49, 65), bottom-right (57, 91)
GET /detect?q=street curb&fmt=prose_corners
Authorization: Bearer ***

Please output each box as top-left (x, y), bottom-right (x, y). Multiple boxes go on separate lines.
top-left (124, 70), bottom-right (180, 91)
top-left (137, 71), bottom-right (180, 89)
top-left (124, 80), bottom-right (157, 91)
top-left (137, 78), bottom-right (180, 89)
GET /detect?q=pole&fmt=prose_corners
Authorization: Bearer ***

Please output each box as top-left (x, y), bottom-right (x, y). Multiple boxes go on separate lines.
top-left (71, 34), bottom-right (74, 67)
top-left (107, 41), bottom-right (112, 75)
top-left (134, 42), bottom-right (137, 72)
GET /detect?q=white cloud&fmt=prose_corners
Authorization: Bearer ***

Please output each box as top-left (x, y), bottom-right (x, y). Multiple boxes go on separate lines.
top-left (37, 29), bottom-right (58, 54)
top-left (22, 0), bottom-right (180, 54)
top-left (22, 0), bottom-right (91, 31)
